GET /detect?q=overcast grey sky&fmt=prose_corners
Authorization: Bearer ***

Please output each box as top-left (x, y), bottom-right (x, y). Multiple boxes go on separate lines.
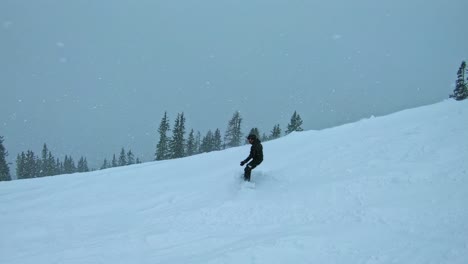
top-left (1, 0), bottom-right (466, 170)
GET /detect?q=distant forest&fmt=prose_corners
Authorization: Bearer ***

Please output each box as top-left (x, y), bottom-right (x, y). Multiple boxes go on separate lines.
top-left (0, 110), bottom-right (304, 181)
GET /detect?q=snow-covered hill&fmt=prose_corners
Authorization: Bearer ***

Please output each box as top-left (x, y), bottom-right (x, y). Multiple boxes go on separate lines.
top-left (1, 100), bottom-right (467, 264)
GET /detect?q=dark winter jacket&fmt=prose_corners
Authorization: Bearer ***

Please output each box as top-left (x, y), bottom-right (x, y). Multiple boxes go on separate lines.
top-left (243, 138), bottom-right (263, 165)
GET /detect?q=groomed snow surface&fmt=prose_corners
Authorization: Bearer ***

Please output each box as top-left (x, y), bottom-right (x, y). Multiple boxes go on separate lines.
top-left (1, 100), bottom-right (467, 264)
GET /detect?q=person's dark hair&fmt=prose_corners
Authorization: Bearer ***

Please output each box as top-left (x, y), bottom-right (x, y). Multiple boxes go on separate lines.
top-left (247, 134), bottom-right (257, 140)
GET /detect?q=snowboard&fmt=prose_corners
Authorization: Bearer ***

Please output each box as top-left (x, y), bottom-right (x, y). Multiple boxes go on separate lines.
top-left (238, 173), bottom-right (256, 189)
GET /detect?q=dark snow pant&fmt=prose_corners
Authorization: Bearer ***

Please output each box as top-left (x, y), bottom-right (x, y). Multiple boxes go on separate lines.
top-left (244, 161), bottom-right (261, 181)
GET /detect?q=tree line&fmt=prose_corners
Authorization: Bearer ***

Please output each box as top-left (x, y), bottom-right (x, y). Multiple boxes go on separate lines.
top-left (99, 148), bottom-right (142, 170)
top-left (15, 144), bottom-right (93, 179)
top-left (0, 138), bottom-right (143, 181)
top-left (154, 110), bottom-right (304, 161)
top-left (0, 110), bottom-right (303, 181)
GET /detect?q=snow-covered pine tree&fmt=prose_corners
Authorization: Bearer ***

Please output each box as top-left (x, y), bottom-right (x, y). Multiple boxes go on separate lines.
top-left (169, 113), bottom-right (186, 159)
top-left (118, 148), bottom-right (127, 166)
top-left (55, 158), bottom-right (62, 175)
top-left (48, 152), bottom-right (56, 175)
top-left (40, 143), bottom-right (55, 176)
top-left (270, 124), bottom-right (282, 140)
top-left (35, 152), bottom-right (43, 177)
top-left (213, 129), bottom-right (222, 151)
top-left (63, 155), bottom-right (76, 174)
top-left (21, 150), bottom-right (39, 178)
top-left (186, 129), bottom-right (196, 156)
top-left (77, 156), bottom-right (89, 172)
top-left (126, 150), bottom-right (135, 165)
top-left (195, 131), bottom-right (202, 154)
top-left (83, 157), bottom-right (89, 172)
top-left (200, 130), bottom-right (214, 153)
top-left (63, 155), bottom-right (69, 173)
top-left (16, 153), bottom-right (24, 179)
top-left (16, 151), bottom-right (34, 179)
top-left (155, 112), bottom-right (170, 160)
top-left (286, 111), bottom-right (304, 134)
top-left (0, 136), bottom-right (11, 181)
top-left (111, 154), bottom-right (118, 167)
top-left (40, 144), bottom-right (48, 177)
top-left (450, 61), bottom-right (468, 101)
top-left (224, 111), bottom-right (243, 148)
top-left (101, 158), bottom-right (109, 170)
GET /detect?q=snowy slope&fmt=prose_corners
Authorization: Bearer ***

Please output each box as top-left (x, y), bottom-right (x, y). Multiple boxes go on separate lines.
top-left (1, 100), bottom-right (467, 264)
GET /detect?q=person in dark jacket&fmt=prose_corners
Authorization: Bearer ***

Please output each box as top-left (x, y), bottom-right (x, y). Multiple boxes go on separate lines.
top-left (240, 134), bottom-right (263, 181)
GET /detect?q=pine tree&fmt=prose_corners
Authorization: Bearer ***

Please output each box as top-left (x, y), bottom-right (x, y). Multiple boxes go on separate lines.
top-left (0, 136), bottom-right (11, 181)
top-left (270, 124), bottom-right (282, 140)
top-left (78, 157), bottom-right (85, 172)
top-left (16, 153), bottom-right (24, 179)
top-left (450, 61), bottom-right (468, 101)
top-left (118, 148), bottom-right (127, 166)
top-left (40, 144), bottom-right (48, 177)
top-left (169, 113), bottom-right (186, 159)
top-left (35, 155), bottom-right (42, 177)
top-left (195, 131), bottom-right (202, 154)
top-left (200, 130), bottom-right (214, 153)
top-left (77, 157), bottom-right (84, 172)
top-left (213, 129), bottom-right (222, 151)
top-left (224, 111), bottom-right (243, 147)
top-left (286, 111), bottom-right (304, 134)
top-left (186, 129), bottom-right (196, 156)
top-left (127, 150), bottom-right (135, 165)
top-left (47, 152), bottom-right (56, 175)
top-left (17, 151), bottom-right (37, 179)
top-left (63, 156), bottom-right (70, 173)
top-left (101, 158), bottom-right (109, 170)
top-left (83, 158), bottom-right (89, 172)
top-left (16, 150), bottom-right (39, 178)
top-left (55, 158), bottom-right (62, 175)
top-left (63, 155), bottom-right (76, 174)
top-left (70, 157), bottom-right (76, 173)
top-left (136, 158), bottom-right (141, 164)
top-left (40, 143), bottom-right (55, 177)
top-left (77, 156), bottom-right (89, 172)
top-left (25, 150), bottom-right (38, 178)
top-left (155, 112), bottom-right (171, 160)
top-left (111, 154), bottom-right (118, 167)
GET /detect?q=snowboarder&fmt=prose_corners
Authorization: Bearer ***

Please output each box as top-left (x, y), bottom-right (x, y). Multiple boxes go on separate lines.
top-left (240, 134), bottom-right (263, 181)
